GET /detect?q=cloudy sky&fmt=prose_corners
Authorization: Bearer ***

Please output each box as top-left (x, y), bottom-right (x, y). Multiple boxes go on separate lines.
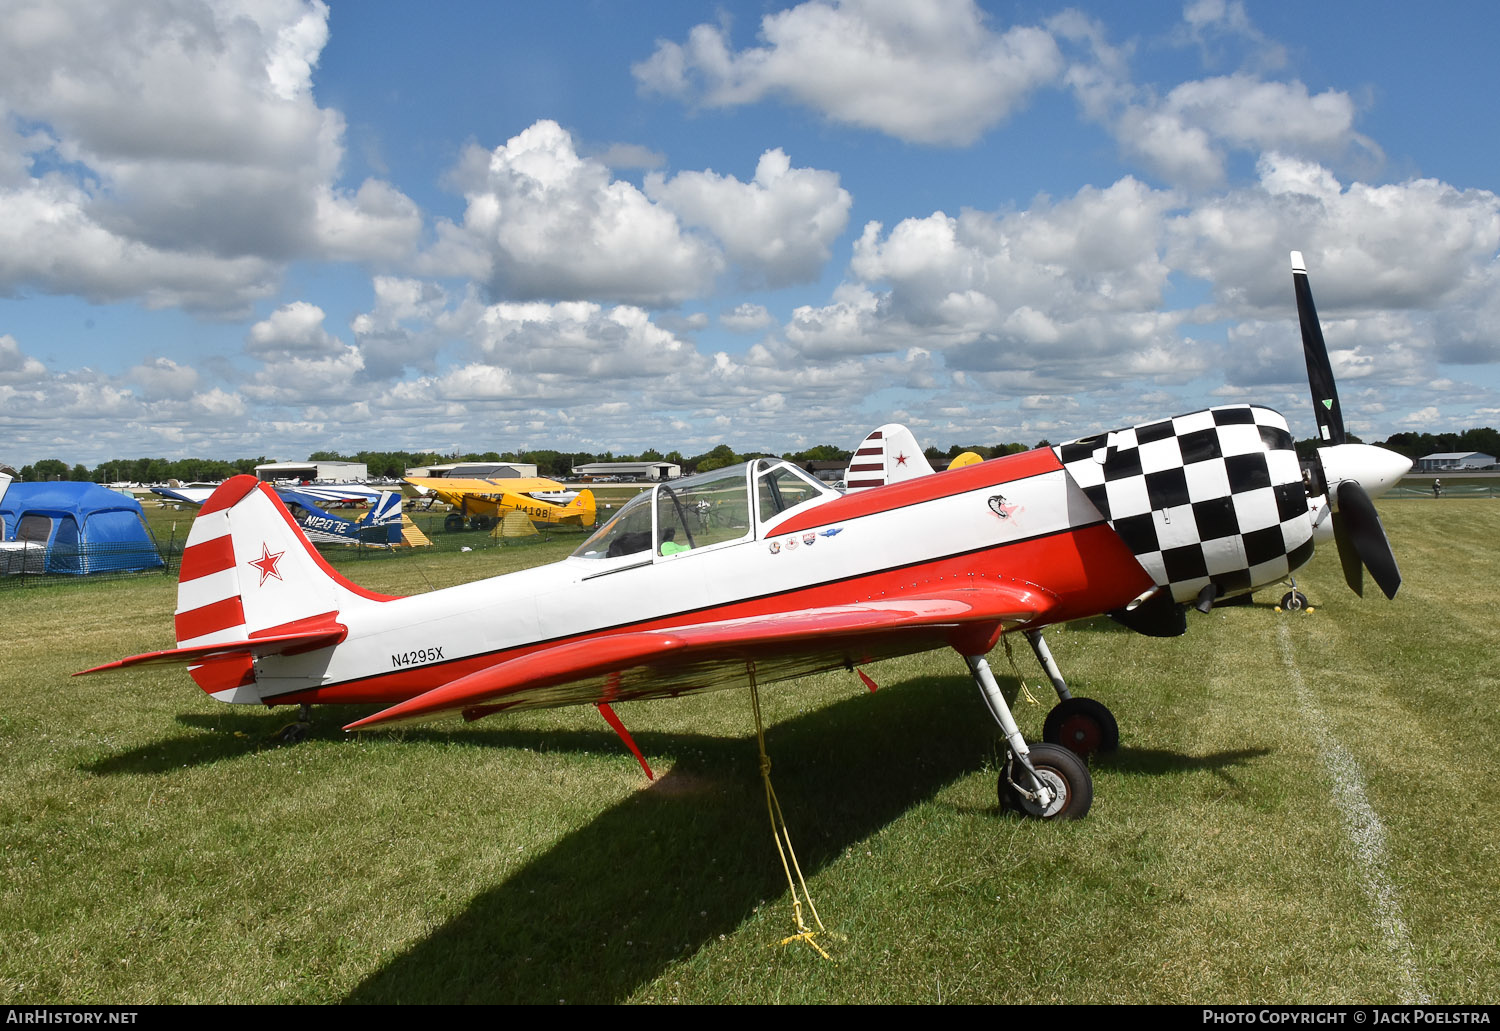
top-left (3, 0), bottom-right (1498, 467)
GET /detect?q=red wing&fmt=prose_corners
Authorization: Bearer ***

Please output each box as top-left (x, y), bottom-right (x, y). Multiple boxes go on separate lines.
top-left (344, 580), bottom-right (1056, 731)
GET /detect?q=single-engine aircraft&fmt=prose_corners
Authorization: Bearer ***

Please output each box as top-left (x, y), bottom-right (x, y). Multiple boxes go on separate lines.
top-left (80, 254), bottom-right (1410, 820)
top-left (403, 475), bottom-right (596, 531)
top-left (155, 484), bottom-right (405, 548)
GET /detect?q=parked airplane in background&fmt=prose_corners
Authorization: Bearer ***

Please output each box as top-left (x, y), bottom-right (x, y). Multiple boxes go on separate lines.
top-left (404, 475), bottom-right (596, 531)
top-left (154, 483), bottom-right (405, 547)
top-left (81, 254), bottom-right (1408, 823)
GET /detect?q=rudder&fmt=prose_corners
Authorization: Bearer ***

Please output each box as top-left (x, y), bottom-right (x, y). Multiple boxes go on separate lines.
top-left (174, 476), bottom-right (394, 700)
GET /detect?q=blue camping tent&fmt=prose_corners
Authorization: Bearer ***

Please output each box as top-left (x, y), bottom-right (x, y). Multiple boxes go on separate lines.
top-left (0, 482), bottom-right (164, 575)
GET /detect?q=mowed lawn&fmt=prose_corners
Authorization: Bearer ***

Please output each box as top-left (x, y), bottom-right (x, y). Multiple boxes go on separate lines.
top-left (1, 500), bottom-right (1495, 1004)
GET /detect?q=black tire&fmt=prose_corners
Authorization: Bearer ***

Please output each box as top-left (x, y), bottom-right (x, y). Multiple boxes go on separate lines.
top-left (1042, 696), bottom-right (1120, 757)
top-left (276, 722), bottom-right (309, 744)
top-left (998, 743), bottom-right (1092, 820)
top-left (1280, 590), bottom-right (1308, 612)
top-left (443, 513), bottom-right (465, 532)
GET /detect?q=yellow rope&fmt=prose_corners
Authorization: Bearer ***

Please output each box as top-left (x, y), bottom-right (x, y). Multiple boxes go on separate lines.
top-left (1000, 634), bottom-right (1041, 706)
top-left (747, 662), bottom-right (831, 961)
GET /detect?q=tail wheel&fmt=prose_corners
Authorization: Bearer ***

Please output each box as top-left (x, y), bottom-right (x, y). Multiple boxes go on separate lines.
top-left (999, 743), bottom-right (1092, 820)
top-left (1280, 590), bottom-right (1309, 612)
top-left (1042, 697), bottom-right (1119, 757)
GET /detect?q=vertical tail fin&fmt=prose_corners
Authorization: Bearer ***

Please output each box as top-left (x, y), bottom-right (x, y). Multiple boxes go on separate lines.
top-left (558, 488), bottom-right (596, 527)
top-left (844, 424), bottom-right (936, 491)
top-left (172, 476), bottom-right (395, 699)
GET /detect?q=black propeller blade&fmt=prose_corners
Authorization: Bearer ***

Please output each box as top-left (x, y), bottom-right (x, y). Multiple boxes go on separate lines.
top-left (1330, 509), bottom-right (1366, 597)
top-left (1291, 251), bottom-right (1404, 600)
top-left (1292, 251), bottom-right (1346, 448)
top-left (1334, 480), bottom-right (1402, 599)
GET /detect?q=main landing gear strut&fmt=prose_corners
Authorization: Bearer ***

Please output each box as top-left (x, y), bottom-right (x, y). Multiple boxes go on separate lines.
top-left (965, 652), bottom-right (1092, 820)
top-left (1024, 629), bottom-right (1119, 758)
top-left (963, 629), bottom-right (1122, 820)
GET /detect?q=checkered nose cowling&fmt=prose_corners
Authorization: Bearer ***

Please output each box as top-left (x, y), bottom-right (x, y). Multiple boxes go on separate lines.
top-left (1054, 405), bottom-right (1315, 605)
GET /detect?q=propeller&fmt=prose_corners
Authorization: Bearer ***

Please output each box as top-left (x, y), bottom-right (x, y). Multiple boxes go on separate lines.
top-left (1291, 251), bottom-right (1410, 599)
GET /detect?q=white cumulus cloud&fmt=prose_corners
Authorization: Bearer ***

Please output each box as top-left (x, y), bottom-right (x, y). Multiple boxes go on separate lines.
top-left (634, 0), bottom-right (1063, 145)
top-left (422, 120), bottom-right (720, 306)
top-left (646, 148), bottom-right (851, 287)
top-left (0, 0), bottom-right (420, 313)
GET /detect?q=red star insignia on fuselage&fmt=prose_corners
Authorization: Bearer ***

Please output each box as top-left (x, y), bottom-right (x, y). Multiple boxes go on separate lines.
top-left (894, 453), bottom-right (908, 466)
top-left (249, 543), bottom-right (285, 586)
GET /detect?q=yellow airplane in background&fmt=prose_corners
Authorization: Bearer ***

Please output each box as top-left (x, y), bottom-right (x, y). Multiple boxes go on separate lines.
top-left (405, 476), bottom-right (597, 531)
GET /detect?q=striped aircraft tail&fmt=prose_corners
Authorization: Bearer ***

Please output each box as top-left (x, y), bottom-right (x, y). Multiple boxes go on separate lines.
top-left (843, 424), bottom-right (936, 492)
top-left (77, 476), bottom-right (396, 702)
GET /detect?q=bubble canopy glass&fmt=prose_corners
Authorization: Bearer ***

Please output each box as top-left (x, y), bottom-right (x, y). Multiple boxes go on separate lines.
top-left (570, 459), bottom-right (835, 561)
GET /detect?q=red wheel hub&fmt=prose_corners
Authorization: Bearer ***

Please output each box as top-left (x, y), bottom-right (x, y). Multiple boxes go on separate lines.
top-left (1058, 714), bottom-right (1101, 754)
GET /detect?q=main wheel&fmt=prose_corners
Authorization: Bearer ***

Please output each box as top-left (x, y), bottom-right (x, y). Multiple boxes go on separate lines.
top-left (998, 743), bottom-right (1092, 820)
top-left (1043, 697), bottom-right (1119, 757)
top-left (443, 513), bottom-right (465, 531)
top-left (1280, 590), bottom-right (1308, 612)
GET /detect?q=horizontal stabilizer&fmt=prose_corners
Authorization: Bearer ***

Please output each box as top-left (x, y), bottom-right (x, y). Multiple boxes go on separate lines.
top-left (345, 581), bottom-right (1056, 731)
top-left (75, 622), bottom-right (346, 676)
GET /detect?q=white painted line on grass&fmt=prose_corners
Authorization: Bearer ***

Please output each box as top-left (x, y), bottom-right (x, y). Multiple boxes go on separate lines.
top-left (1277, 623), bottom-right (1429, 1004)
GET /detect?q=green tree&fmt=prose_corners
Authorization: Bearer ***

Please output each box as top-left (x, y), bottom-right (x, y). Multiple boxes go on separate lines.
top-left (689, 444), bottom-right (740, 472)
top-left (33, 459), bottom-right (68, 481)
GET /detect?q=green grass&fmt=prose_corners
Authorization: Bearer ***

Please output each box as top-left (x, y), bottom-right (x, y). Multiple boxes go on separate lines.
top-left (1, 501), bottom-right (1496, 1003)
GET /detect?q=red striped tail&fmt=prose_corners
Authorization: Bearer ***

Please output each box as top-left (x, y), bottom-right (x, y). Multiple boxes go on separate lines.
top-left (174, 476), bottom-right (395, 701)
top-left (843, 424), bottom-right (936, 492)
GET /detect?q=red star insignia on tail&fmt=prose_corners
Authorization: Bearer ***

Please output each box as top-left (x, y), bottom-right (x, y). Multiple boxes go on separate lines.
top-left (894, 452), bottom-right (908, 466)
top-left (249, 543), bottom-right (285, 586)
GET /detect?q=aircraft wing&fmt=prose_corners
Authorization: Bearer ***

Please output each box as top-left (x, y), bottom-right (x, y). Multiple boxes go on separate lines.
top-left (281, 484), bottom-right (386, 507)
top-left (344, 579), bottom-right (1057, 731)
top-left (404, 475), bottom-right (569, 496)
top-left (151, 486), bottom-right (217, 505)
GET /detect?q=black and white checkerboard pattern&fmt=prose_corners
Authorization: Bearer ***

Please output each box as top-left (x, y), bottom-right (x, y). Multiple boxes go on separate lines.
top-left (1054, 405), bottom-right (1316, 604)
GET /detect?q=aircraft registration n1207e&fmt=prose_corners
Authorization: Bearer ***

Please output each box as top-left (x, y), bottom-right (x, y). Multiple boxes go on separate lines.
top-left (80, 254), bottom-right (1410, 821)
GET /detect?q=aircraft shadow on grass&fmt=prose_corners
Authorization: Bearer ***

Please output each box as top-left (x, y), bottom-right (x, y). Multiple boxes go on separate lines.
top-left (75, 674), bottom-right (1270, 1003)
top-left (339, 676), bottom-right (987, 1003)
top-left (335, 677), bottom-right (1271, 1004)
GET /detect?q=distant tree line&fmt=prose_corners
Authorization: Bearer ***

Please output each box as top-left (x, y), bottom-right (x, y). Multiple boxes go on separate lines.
top-left (19, 429), bottom-right (1498, 484)
top-left (1379, 428), bottom-right (1500, 462)
top-left (16, 456), bottom-right (270, 484)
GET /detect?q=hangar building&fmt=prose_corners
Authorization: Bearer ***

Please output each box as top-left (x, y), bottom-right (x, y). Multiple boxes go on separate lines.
top-left (254, 460), bottom-right (368, 483)
top-left (573, 461), bottom-right (681, 481)
top-left (1415, 452), bottom-right (1496, 472)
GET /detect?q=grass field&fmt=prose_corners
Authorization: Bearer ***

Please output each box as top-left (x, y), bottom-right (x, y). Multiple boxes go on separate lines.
top-left (1, 499), bottom-right (1496, 1004)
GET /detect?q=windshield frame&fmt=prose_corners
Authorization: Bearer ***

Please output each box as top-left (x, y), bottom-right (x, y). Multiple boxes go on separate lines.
top-left (569, 459), bottom-right (837, 565)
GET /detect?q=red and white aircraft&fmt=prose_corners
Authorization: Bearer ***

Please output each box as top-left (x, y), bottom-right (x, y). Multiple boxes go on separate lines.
top-left (80, 254), bottom-right (1410, 819)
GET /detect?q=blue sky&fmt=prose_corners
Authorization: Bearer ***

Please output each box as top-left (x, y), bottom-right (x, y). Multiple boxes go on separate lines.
top-left (2, 0), bottom-right (1498, 468)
